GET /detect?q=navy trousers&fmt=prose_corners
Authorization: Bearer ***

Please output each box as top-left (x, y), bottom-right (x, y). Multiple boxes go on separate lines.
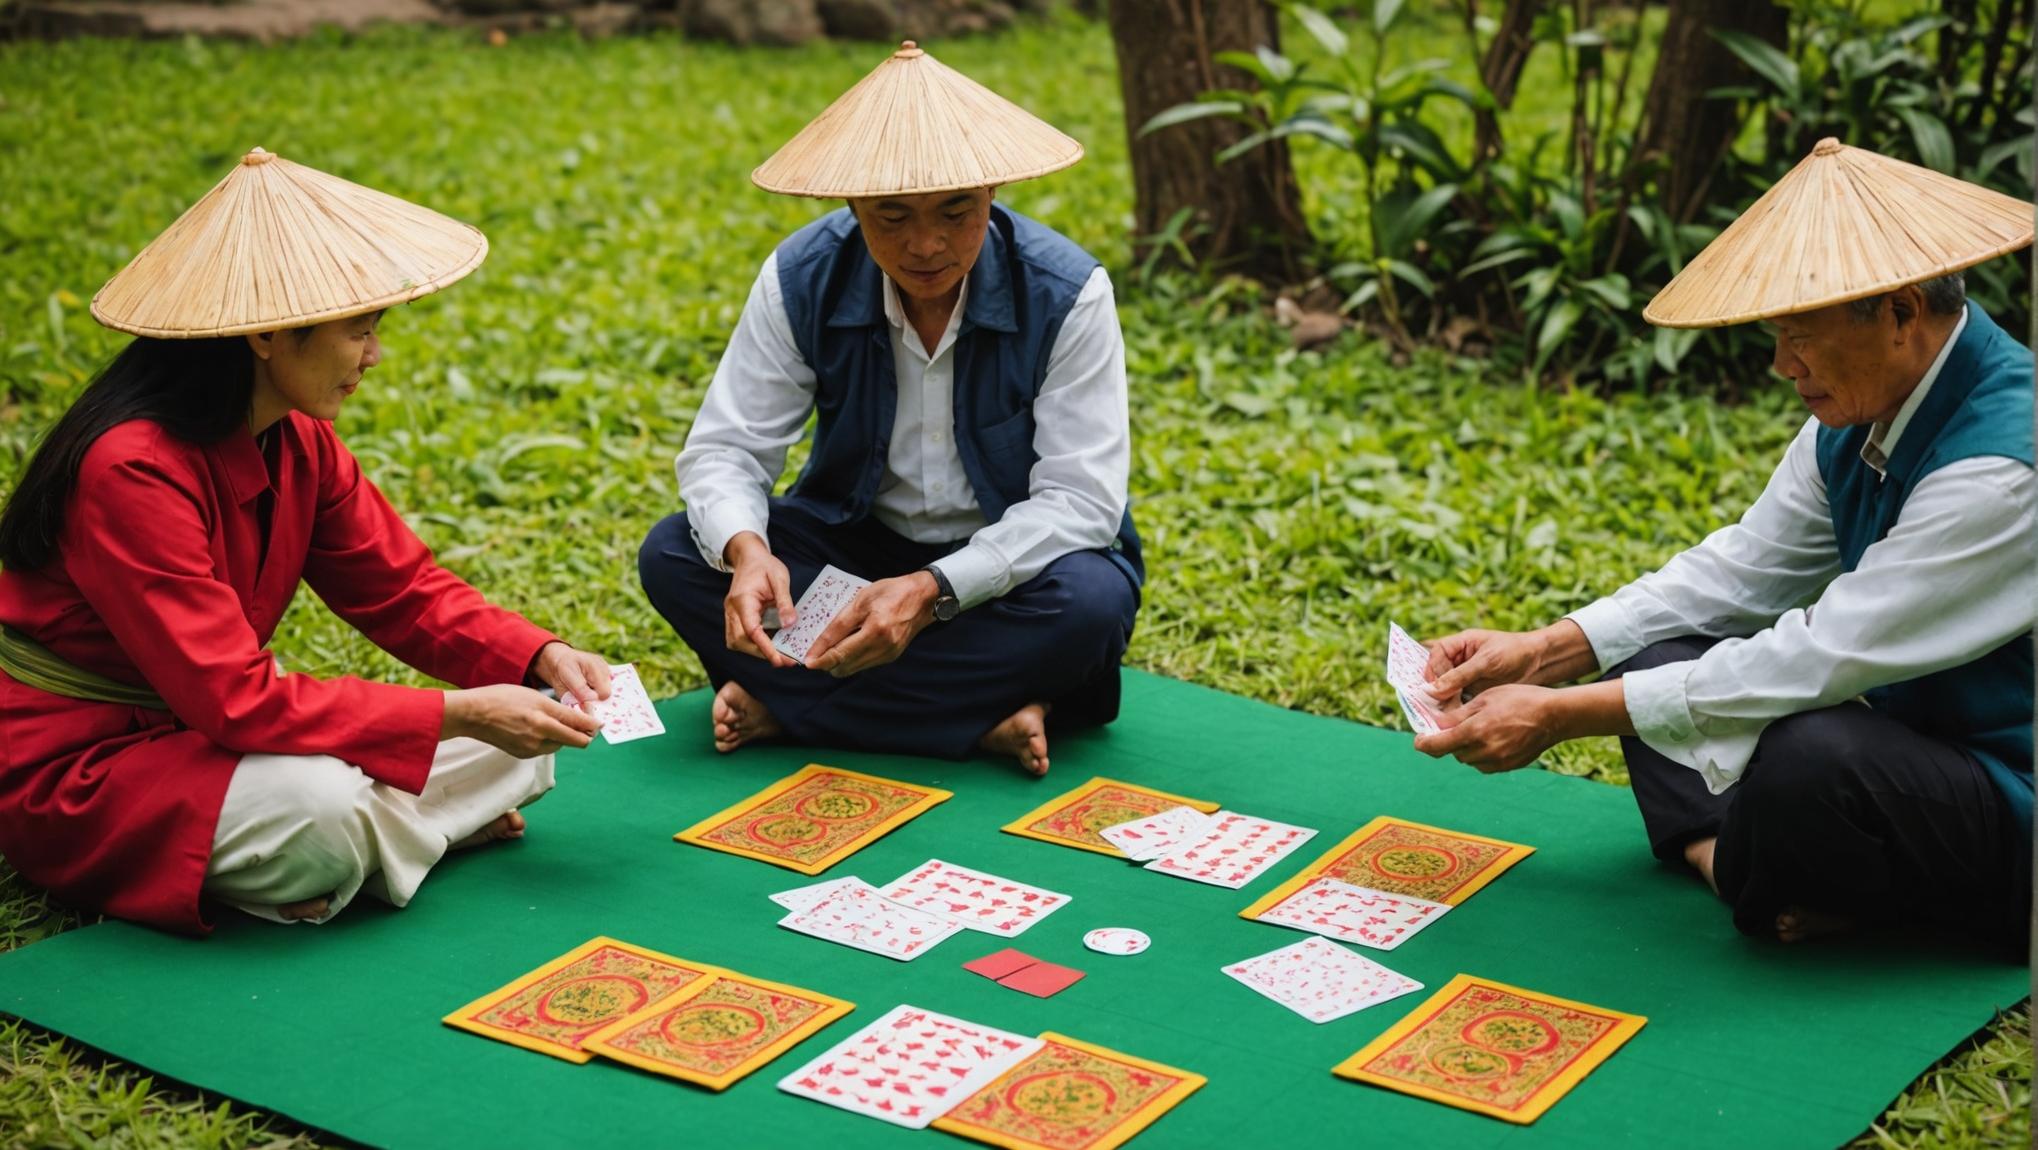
top-left (1607, 636), bottom-right (2028, 951)
top-left (638, 502), bottom-right (1140, 760)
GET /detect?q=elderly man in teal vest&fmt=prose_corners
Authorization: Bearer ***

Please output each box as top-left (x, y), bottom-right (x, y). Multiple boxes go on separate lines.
top-left (1413, 140), bottom-right (2034, 950)
top-left (639, 43), bottom-right (1139, 776)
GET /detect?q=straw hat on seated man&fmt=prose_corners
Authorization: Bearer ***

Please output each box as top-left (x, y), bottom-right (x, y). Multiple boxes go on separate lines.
top-left (639, 42), bottom-right (1141, 777)
top-left (1413, 139), bottom-right (2033, 951)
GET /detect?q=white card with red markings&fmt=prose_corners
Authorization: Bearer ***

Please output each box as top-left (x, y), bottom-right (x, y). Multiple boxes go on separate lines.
top-left (772, 565), bottom-right (872, 664)
top-left (1252, 876), bottom-right (1451, 951)
top-left (777, 878), bottom-right (962, 961)
top-left (1386, 622), bottom-right (1446, 736)
top-left (768, 876), bottom-right (865, 913)
top-left (1142, 810), bottom-right (1317, 889)
top-left (1098, 805), bottom-right (1217, 862)
top-left (567, 663), bottom-right (665, 744)
top-left (877, 859), bottom-right (1070, 938)
top-left (1223, 936), bottom-right (1423, 1024)
top-left (777, 1003), bottom-right (1044, 1129)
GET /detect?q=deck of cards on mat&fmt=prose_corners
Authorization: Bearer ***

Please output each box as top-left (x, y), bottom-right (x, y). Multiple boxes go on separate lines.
top-left (456, 734), bottom-right (1647, 1131)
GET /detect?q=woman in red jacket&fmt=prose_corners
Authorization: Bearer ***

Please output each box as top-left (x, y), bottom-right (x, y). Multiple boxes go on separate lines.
top-left (0, 149), bottom-right (613, 934)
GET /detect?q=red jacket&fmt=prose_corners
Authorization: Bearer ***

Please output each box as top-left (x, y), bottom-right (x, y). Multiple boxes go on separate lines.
top-left (0, 414), bottom-right (557, 934)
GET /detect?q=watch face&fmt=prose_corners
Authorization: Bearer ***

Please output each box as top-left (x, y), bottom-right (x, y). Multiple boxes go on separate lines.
top-left (934, 597), bottom-right (961, 622)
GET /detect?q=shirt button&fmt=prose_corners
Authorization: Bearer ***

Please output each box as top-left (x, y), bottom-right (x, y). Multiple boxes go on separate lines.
top-left (930, 431), bottom-right (945, 443)
top-left (933, 482), bottom-right (946, 492)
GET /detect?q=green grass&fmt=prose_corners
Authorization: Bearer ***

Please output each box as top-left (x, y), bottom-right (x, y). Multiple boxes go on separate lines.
top-left (0, 12), bottom-right (2028, 1148)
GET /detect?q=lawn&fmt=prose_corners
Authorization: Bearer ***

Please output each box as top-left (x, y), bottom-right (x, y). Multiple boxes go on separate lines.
top-left (0, 10), bottom-right (2028, 1148)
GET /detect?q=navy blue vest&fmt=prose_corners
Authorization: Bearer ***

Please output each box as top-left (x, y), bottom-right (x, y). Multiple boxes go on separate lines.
top-left (773, 204), bottom-right (1143, 588)
top-left (1814, 303), bottom-right (2034, 836)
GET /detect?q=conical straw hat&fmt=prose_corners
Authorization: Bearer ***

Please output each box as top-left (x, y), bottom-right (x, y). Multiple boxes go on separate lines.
top-left (752, 40), bottom-right (1083, 198)
top-left (1643, 138), bottom-right (2033, 328)
top-left (91, 147), bottom-right (488, 339)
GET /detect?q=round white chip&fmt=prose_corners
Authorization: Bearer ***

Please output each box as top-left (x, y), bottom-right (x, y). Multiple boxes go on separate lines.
top-left (1083, 928), bottom-right (1151, 956)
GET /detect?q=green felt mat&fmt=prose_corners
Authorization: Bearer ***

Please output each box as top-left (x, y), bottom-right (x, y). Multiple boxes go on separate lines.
top-left (0, 670), bottom-right (2024, 1148)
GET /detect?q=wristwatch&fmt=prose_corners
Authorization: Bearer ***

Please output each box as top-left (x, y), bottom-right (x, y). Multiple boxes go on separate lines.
top-left (923, 564), bottom-right (961, 622)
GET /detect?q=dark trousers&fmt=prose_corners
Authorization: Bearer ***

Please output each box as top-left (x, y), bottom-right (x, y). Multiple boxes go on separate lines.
top-left (1608, 637), bottom-right (2028, 950)
top-left (638, 503), bottom-right (1140, 760)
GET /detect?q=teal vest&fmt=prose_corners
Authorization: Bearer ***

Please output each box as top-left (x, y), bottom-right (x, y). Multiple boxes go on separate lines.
top-left (1813, 303), bottom-right (2034, 838)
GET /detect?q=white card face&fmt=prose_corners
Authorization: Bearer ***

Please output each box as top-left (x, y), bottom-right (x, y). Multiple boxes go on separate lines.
top-left (570, 663), bottom-right (665, 744)
top-left (877, 859), bottom-right (1070, 938)
top-left (778, 1003), bottom-right (1044, 1129)
top-left (768, 876), bottom-right (865, 912)
top-left (1253, 877), bottom-right (1450, 951)
top-left (1142, 810), bottom-right (1318, 889)
top-left (1223, 936), bottom-right (1423, 1024)
top-left (772, 565), bottom-right (873, 664)
top-left (1386, 623), bottom-right (1446, 735)
top-left (777, 879), bottom-right (963, 961)
top-left (1098, 806), bottom-right (1217, 862)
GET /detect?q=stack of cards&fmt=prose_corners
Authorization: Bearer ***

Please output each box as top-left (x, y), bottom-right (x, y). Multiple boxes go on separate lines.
top-left (443, 936), bottom-right (854, 1091)
top-left (1387, 622), bottom-right (1446, 736)
top-left (771, 858), bottom-right (1071, 960)
top-left (774, 878), bottom-right (963, 962)
top-left (1333, 975), bottom-right (1646, 1123)
top-left (962, 948), bottom-right (1086, 998)
top-left (1250, 876), bottom-right (1450, 952)
top-left (771, 564), bottom-right (871, 664)
top-left (1002, 776), bottom-right (1220, 857)
top-left (1240, 815), bottom-right (1534, 923)
top-left (566, 663), bottom-right (665, 745)
top-left (675, 764), bottom-right (952, 875)
top-left (777, 1004), bottom-right (1042, 1129)
top-left (1099, 807), bottom-right (1319, 890)
top-left (1224, 936), bottom-right (1423, 1024)
top-left (877, 858), bottom-right (1070, 938)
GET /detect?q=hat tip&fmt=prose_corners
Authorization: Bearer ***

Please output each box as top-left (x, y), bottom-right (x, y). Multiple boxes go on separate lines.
top-left (896, 39), bottom-right (922, 57)
top-left (1813, 137), bottom-right (1844, 156)
top-left (242, 147), bottom-right (275, 166)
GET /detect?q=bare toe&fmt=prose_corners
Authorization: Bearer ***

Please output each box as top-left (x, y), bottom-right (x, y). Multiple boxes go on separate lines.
top-left (710, 681), bottom-right (780, 752)
top-left (279, 896), bottom-right (330, 921)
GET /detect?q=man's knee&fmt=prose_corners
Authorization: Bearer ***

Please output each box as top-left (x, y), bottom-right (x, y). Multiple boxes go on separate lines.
top-left (1025, 551), bottom-right (1138, 644)
top-left (1602, 635), bottom-right (1719, 682)
top-left (638, 513), bottom-right (725, 624)
top-left (1736, 708), bottom-right (1871, 815)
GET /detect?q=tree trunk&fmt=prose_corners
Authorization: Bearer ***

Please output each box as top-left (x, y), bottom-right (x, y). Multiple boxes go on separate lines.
top-left (1105, 0), bottom-right (1310, 283)
top-left (1631, 0), bottom-right (1787, 223)
top-left (1474, 0), bottom-right (1546, 163)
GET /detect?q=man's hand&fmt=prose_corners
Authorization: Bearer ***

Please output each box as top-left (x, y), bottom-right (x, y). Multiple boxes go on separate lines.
top-left (722, 532), bottom-right (797, 668)
top-left (1422, 620), bottom-right (1596, 704)
top-left (1411, 684), bottom-right (1568, 773)
top-left (532, 642), bottom-right (613, 710)
top-left (805, 571), bottom-right (941, 678)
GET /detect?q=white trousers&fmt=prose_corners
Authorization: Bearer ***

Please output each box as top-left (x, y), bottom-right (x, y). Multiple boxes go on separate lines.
top-left (203, 738), bottom-right (555, 924)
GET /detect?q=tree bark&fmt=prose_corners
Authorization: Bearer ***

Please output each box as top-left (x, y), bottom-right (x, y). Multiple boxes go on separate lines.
top-left (1105, 0), bottom-right (1311, 283)
top-left (1474, 0), bottom-right (1546, 163)
top-left (1631, 0), bottom-right (1788, 223)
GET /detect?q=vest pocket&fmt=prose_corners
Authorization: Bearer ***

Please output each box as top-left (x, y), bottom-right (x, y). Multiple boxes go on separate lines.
top-left (977, 408), bottom-right (1037, 459)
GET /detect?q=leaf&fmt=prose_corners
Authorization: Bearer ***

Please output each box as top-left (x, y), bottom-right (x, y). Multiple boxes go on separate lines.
top-left (1292, 5), bottom-right (1349, 57)
top-left (1213, 50), bottom-right (1275, 85)
top-left (1139, 100), bottom-right (1248, 137)
top-left (1373, 0), bottom-right (1406, 34)
top-left (1385, 259), bottom-right (1437, 298)
top-left (1375, 182), bottom-right (1459, 258)
top-left (1710, 28), bottom-right (1799, 96)
top-left (1653, 325), bottom-right (1701, 375)
top-left (1533, 298), bottom-right (1584, 372)
top-left (1894, 107), bottom-right (1955, 172)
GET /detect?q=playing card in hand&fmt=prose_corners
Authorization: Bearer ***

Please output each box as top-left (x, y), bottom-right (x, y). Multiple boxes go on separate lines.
top-left (1387, 622), bottom-right (1446, 736)
top-left (773, 565), bottom-right (872, 664)
top-left (778, 1003), bottom-right (1044, 1129)
top-left (878, 859), bottom-right (1070, 938)
top-left (1224, 936), bottom-right (1422, 1024)
top-left (568, 663), bottom-right (665, 744)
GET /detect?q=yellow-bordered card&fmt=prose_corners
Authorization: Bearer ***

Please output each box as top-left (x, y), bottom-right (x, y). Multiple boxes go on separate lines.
top-left (443, 937), bottom-right (718, 1063)
top-left (675, 764), bottom-right (953, 875)
top-left (932, 1031), bottom-right (1206, 1150)
top-left (584, 970), bottom-right (853, 1091)
top-left (1332, 974), bottom-right (1645, 1124)
top-left (1240, 815), bottom-right (1532, 919)
top-left (1000, 777), bottom-right (1221, 858)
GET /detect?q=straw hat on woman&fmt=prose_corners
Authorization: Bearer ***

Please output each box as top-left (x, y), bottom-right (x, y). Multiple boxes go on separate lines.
top-left (639, 42), bottom-right (1144, 777)
top-left (0, 148), bottom-right (615, 934)
top-left (1412, 139), bottom-right (2036, 952)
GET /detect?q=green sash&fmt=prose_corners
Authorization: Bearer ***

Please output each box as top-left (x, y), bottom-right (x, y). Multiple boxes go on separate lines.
top-left (0, 626), bottom-right (167, 709)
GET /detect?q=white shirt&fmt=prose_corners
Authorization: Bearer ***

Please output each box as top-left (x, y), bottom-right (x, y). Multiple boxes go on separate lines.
top-left (1568, 311), bottom-right (2037, 793)
top-left (673, 252), bottom-right (1130, 609)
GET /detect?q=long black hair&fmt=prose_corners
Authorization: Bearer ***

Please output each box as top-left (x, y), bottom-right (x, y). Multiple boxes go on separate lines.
top-left (0, 336), bottom-right (254, 571)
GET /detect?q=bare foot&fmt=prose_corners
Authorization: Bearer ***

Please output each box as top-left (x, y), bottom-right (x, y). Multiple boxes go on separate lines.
top-left (1776, 906), bottom-right (1853, 943)
top-left (278, 896), bottom-right (330, 921)
top-left (980, 702), bottom-right (1051, 777)
top-left (712, 681), bottom-right (782, 753)
top-left (1683, 836), bottom-right (1719, 895)
top-left (454, 809), bottom-right (526, 851)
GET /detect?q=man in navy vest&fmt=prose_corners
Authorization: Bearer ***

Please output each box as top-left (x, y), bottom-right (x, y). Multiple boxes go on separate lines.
top-left (639, 42), bottom-right (1139, 776)
top-left (1409, 140), bottom-right (2033, 951)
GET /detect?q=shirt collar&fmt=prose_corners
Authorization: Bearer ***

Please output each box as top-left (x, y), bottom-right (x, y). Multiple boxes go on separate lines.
top-left (213, 425), bottom-right (276, 505)
top-left (1861, 307), bottom-right (1968, 477)
top-left (882, 273), bottom-right (969, 356)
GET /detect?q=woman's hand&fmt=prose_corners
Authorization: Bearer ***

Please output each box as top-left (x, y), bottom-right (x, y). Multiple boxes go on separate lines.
top-left (532, 642), bottom-right (613, 710)
top-left (444, 684), bottom-right (602, 758)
